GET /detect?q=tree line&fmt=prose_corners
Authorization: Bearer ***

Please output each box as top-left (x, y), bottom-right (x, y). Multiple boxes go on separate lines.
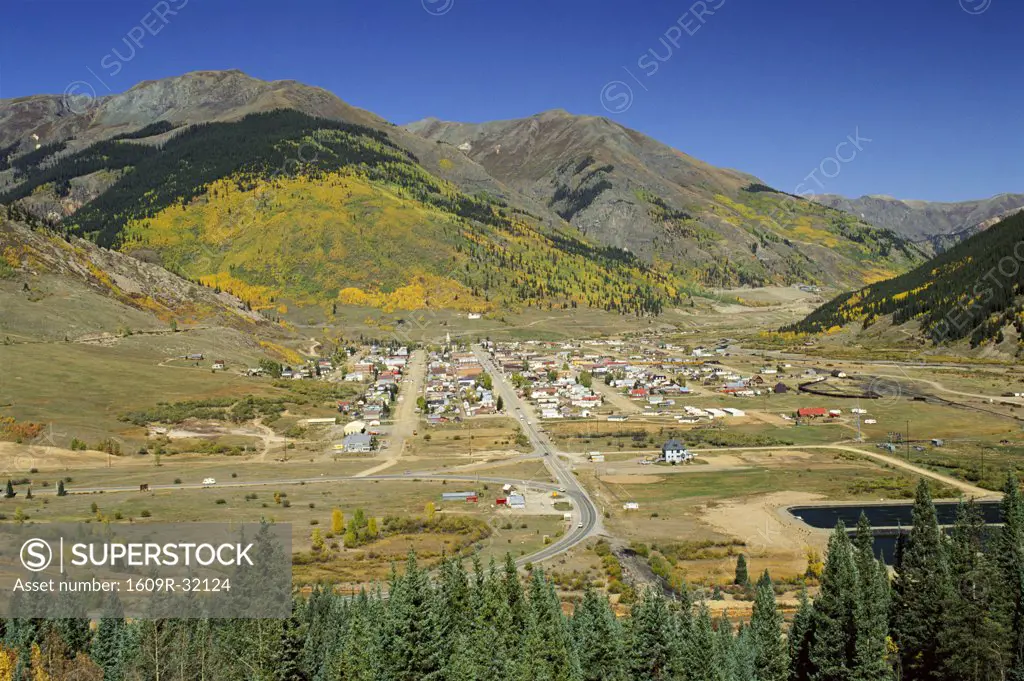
top-left (2, 475), bottom-right (1023, 680)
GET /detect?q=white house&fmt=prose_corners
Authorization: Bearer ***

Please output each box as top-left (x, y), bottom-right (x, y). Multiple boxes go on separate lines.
top-left (661, 439), bottom-right (692, 463)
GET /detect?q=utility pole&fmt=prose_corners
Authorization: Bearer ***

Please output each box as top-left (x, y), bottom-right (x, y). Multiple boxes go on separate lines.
top-left (906, 419), bottom-right (911, 461)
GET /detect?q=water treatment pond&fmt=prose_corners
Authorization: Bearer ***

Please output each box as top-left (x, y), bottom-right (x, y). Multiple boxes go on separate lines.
top-left (788, 500), bottom-right (1002, 529)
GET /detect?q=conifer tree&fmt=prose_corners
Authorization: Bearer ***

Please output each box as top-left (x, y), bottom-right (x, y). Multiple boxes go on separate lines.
top-left (573, 587), bottom-right (626, 681)
top-left (382, 553), bottom-right (440, 681)
top-left (853, 513), bottom-right (893, 681)
top-left (940, 500), bottom-right (1009, 681)
top-left (628, 587), bottom-right (676, 681)
top-left (686, 603), bottom-right (726, 681)
top-left (735, 554), bottom-right (750, 587)
top-left (892, 480), bottom-right (950, 681)
top-left (810, 522), bottom-right (858, 681)
top-left (518, 570), bottom-right (580, 681)
top-left (751, 570), bottom-right (788, 681)
top-left (91, 592), bottom-right (128, 681)
top-left (788, 588), bottom-right (815, 681)
top-left (996, 471), bottom-right (1024, 680)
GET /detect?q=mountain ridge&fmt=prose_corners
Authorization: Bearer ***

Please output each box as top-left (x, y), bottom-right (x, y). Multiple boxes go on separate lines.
top-left (1, 69), bottom-right (929, 314)
top-left (811, 192), bottom-right (1024, 254)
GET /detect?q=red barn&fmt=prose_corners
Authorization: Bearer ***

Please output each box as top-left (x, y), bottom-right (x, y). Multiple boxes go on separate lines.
top-left (797, 407), bottom-right (828, 418)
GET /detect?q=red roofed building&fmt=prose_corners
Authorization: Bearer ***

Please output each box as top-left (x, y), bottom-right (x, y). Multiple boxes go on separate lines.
top-left (797, 407), bottom-right (828, 418)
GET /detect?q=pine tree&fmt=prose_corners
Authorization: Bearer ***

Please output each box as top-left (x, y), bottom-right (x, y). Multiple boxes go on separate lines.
top-left (518, 570), bottom-right (580, 681)
top-left (810, 522), bottom-right (858, 681)
top-left (341, 592), bottom-right (380, 681)
top-left (892, 480), bottom-right (950, 681)
top-left (735, 554), bottom-right (750, 587)
top-left (751, 570), bottom-right (788, 681)
top-left (685, 603), bottom-right (725, 681)
top-left (939, 500), bottom-right (1009, 681)
top-left (853, 513), bottom-right (893, 681)
top-left (382, 553), bottom-right (441, 681)
top-left (92, 592), bottom-right (128, 681)
top-left (788, 588), bottom-right (815, 681)
top-left (996, 471), bottom-right (1024, 680)
top-left (573, 587), bottom-right (626, 681)
top-left (628, 587), bottom-right (675, 681)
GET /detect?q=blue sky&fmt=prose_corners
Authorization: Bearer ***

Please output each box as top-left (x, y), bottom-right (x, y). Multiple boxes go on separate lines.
top-left (2, 0), bottom-right (1020, 201)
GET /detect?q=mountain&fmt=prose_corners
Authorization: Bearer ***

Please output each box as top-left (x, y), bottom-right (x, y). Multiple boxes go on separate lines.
top-left (406, 110), bottom-right (923, 288)
top-left (0, 71), bottom-right (925, 319)
top-left (785, 209), bottom-right (1024, 349)
top-left (811, 193), bottom-right (1024, 254)
top-left (0, 70), bottom-right (549, 219)
top-left (0, 204), bottom-right (265, 341)
top-left (0, 106), bottom-right (679, 317)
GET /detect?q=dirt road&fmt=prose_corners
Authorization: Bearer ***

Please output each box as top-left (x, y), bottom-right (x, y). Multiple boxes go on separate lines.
top-left (354, 348), bottom-right (425, 478)
top-left (691, 444), bottom-right (995, 498)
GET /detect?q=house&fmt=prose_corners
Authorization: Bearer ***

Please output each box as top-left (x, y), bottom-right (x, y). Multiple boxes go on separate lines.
top-left (931, 439), bottom-right (945, 447)
top-left (797, 407), bottom-right (829, 418)
top-left (508, 494), bottom-right (526, 509)
top-left (773, 382), bottom-right (790, 394)
top-left (342, 433), bottom-right (373, 453)
top-left (212, 360), bottom-right (226, 370)
top-left (661, 439), bottom-right (691, 463)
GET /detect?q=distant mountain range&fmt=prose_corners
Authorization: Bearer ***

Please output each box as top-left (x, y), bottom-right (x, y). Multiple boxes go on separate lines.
top-left (811, 193), bottom-right (1024, 254)
top-left (787, 209), bottom-right (1024, 349)
top-left (0, 69), bottom-right (952, 318)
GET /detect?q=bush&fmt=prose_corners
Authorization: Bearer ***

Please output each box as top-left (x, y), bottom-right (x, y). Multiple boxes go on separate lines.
top-left (215, 499), bottom-right (226, 505)
top-left (174, 478), bottom-right (182, 484)
top-left (140, 509), bottom-right (152, 518)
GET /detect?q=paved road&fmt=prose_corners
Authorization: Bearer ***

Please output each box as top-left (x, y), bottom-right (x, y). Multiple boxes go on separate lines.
top-left (472, 344), bottom-right (602, 564)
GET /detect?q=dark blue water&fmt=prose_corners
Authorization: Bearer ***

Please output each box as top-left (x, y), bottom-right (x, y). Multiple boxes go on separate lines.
top-left (790, 501), bottom-right (1003, 529)
top-left (861, 527), bottom-right (996, 564)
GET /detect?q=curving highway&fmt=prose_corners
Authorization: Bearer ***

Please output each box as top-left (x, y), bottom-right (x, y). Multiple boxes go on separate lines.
top-left (471, 344), bottom-right (602, 564)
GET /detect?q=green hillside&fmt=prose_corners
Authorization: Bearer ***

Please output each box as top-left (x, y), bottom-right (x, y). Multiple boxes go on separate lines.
top-left (1, 110), bottom-right (686, 316)
top-left (785, 210), bottom-right (1024, 346)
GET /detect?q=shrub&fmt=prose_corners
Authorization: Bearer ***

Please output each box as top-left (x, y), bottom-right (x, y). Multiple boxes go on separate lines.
top-left (140, 510), bottom-right (152, 518)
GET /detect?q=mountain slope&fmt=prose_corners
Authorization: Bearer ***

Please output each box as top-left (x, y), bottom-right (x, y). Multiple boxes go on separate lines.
top-left (0, 70), bottom-right (552, 221)
top-left (0, 109), bottom-right (682, 316)
top-left (0, 204), bottom-right (265, 340)
top-left (811, 193), bottom-right (1024, 254)
top-left (785, 210), bottom-right (1024, 347)
top-left (406, 110), bottom-right (923, 288)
